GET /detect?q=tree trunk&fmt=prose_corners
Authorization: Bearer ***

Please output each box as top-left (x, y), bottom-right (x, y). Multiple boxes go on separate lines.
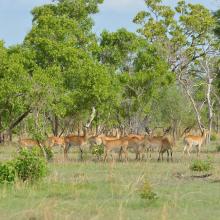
top-left (172, 120), bottom-right (178, 143)
top-left (85, 107), bottom-right (96, 129)
top-left (179, 79), bottom-right (204, 133)
top-left (8, 129), bottom-right (12, 142)
top-left (4, 109), bottom-right (31, 142)
top-left (8, 109), bottom-right (31, 132)
top-left (0, 115), bottom-right (3, 143)
top-left (78, 122), bottom-right (80, 136)
top-left (206, 77), bottom-right (213, 143)
top-left (54, 115), bottom-right (59, 137)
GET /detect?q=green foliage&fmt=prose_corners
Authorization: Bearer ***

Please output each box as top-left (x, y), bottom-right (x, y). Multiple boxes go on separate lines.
top-left (139, 180), bottom-right (157, 200)
top-left (0, 161), bottom-right (16, 184)
top-left (44, 146), bottom-right (54, 161)
top-left (99, 28), bottom-right (173, 129)
top-left (133, 0), bottom-right (217, 131)
top-left (0, 43), bottom-right (32, 133)
top-left (22, 0), bottom-right (119, 130)
top-left (0, 0), bottom-right (217, 140)
top-left (100, 28), bottom-right (141, 71)
top-left (134, 0), bottom-right (215, 50)
top-left (91, 144), bottom-right (104, 159)
top-left (150, 85), bottom-right (195, 128)
top-left (27, 145), bottom-right (54, 161)
top-left (0, 148), bottom-right (48, 184)
top-left (216, 146), bottom-right (220, 152)
top-left (133, 0), bottom-right (216, 74)
top-left (190, 159), bottom-right (213, 172)
top-left (214, 9), bottom-right (220, 37)
top-left (14, 148), bottom-right (47, 182)
top-left (210, 133), bottom-right (218, 142)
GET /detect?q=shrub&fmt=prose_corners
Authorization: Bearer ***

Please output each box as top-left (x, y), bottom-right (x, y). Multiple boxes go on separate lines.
top-left (210, 133), bottom-right (218, 141)
top-left (36, 146), bottom-right (54, 161)
top-left (216, 146), bottom-right (220, 152)
top-left (91, 144), bottom-right (104, 159)
top-left (0, 161), bottom-right (16, 184)
top-left (21, 145), bottom-right (54, 161)
top-left (139, 180), bottom-right (157, 200)
top-left (190, 159), bottom-right (213, 172)
top-left (42, 146), bottom-right (54, 161)
top-left (14, 148), bottom-right (47, 182)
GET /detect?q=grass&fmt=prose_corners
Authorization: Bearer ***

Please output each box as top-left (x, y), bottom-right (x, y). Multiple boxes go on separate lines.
top-left (0, 142), bottom-right (220, 219)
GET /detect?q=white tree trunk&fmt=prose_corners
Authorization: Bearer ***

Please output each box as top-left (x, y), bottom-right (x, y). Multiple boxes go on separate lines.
top-left (179, 79), bottom-right (204, 133)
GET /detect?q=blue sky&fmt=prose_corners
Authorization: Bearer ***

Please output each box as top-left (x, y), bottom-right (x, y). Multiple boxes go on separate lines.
top-left (0, 0), bottom-right (218, 47)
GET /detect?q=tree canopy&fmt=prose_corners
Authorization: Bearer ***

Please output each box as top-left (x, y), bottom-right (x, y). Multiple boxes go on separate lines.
top-left (0, 0), bottom-right (219, 140)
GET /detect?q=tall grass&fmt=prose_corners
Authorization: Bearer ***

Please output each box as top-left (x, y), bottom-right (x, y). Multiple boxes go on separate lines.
top-left (0, 144), bottom-right (220, 219)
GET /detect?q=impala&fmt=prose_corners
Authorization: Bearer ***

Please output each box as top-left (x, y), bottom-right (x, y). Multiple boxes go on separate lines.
top-left (183, 129), bottom-right (208, 157)
top-left (157, 137), bottom-right (173, 161)
top-left (98, 134), bottom-right (120, 141)
top-left (19, 138), bottom-right (41, 148)
top-left (87, 134), bottom-right (120, 147)
top-left (126, 134), bottom-right (145, 140)
top-left (144, 135), bottom-right (173, 161)
top-left (45, 136), bottom-right (66, 150)
top-left (87, 135), bottom-right (103, 146)
top-left (123, 135), bottom-right (146, 160)
top-left (64, 132), bottom-right (90, 160)
top-left (101, 137), bottom-right (128, 162)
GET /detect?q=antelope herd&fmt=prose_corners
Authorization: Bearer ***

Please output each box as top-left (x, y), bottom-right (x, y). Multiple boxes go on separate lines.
top-left (18, 126), bottom-right (210, 162)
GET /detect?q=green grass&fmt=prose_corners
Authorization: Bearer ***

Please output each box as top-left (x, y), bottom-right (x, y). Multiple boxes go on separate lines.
top-left (0, 142), bottom-right (220, 220)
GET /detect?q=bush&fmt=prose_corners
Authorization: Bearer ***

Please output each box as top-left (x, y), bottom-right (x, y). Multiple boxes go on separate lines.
top-left (14, 148), bottom-right (47, 182)
top-left (0, 161), bottom-right (16, 184)
top-left (139, 180), bottom-right (157, 200)
top-left (36, 146), bottom-right (54, 161)
top-left (42, 146), bottom-right (53, 161)
top-left (91, 144), bottom-right (104, 159)
top-left (190, 159), bottom-right (213, 172)
top-left (216, 146), bottom-right (220, 152)
top-left (210, 133), bottom-right (218, 141)
top-left (20, 145), bottom-right (54, 161)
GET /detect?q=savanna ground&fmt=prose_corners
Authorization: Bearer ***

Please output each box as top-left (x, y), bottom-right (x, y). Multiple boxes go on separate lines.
top-left (0, 140), bottom-right (220, 220)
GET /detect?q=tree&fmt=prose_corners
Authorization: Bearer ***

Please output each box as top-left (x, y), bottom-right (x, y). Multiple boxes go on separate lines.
top-left (23, 0), bottom-right (119, 135)
top-left (0, 43), bottom-right (34, 141)
top-left (99, 29), bottom-right (173, 134)
top-left (150, 85), bottom-right (196, 139)
top-left (134, 0), bottom-right (217, 132)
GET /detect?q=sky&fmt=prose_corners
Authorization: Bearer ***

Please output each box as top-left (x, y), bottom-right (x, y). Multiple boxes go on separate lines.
top-left (0, 0), bottom-right (218, 47)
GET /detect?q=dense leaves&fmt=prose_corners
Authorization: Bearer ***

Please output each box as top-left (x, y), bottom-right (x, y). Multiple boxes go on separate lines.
top-left (14, 148), bottom-right (47, 182)
top-left (0, 161), bottom-right (16, 184)
top-left (0, 0), bottom-right (219, 138)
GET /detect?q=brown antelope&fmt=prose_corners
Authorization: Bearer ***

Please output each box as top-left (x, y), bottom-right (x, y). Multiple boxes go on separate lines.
top-left (126, 134), bottom-right (145, 140)
top-left (87, 134), bottom-right (120, 147)
top-left (64, 130), bottom-right (91, 160)
top-left (123, 135), bottom-right (146, 160)
top-left (45, 136), bottom-right (66, 150)
top-left (87, 133), bottom-right (121, 151)
top-left (90, 134), bottom-right (146, 161)
top-left (158, 137), bottom-right (173, 161)
top-left (88, 134), bottom-right (120, 146)
top-left (183, 129), bottom-right (208, 157)
top-left (101, 137), bottom-right (128, 162)
top-left (98, 134), bottom-right (120, 141)
top-left (19, 138), bottom-right (41, 148)
top-left (144, 136), bottom-right (162, 158)
top-left (87, 135), bottom-right (103, 146)
top-left (144, 135), bottom-right (173, 161)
